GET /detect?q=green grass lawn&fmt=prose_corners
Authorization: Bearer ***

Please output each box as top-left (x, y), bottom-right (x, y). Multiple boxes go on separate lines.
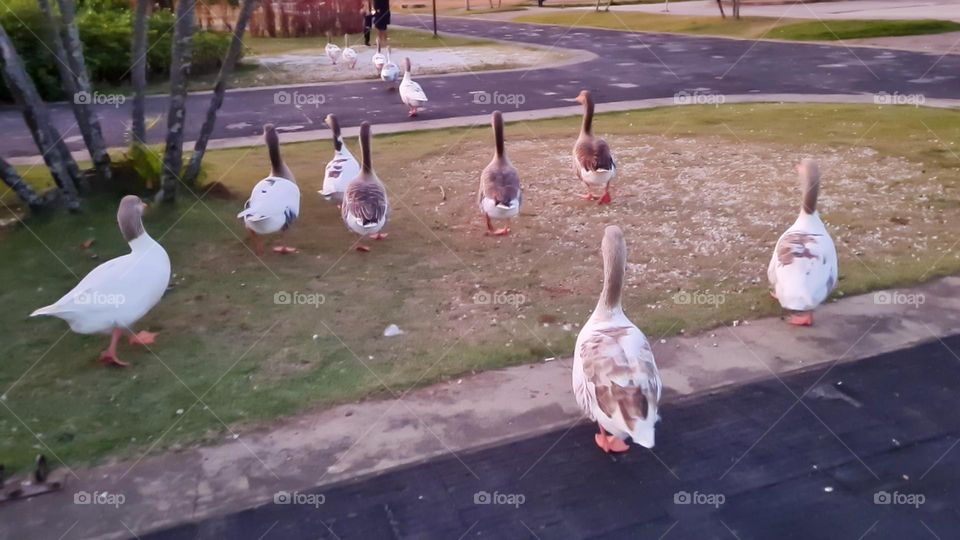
top-left (2, 103), bottom-right (959, 474)
top-left (515, 11), bottom-right (960, 41)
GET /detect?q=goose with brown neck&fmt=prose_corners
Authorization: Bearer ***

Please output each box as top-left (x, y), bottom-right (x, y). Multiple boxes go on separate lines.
top-left (478, 111), bottom-right (521, 236)
top-left (573, 226), bottom-right (662, 452)
top-left (399, 57), bottom-right (429, 117)
top-left (341, 121), bottom-right (389, 252)
top-left (572, 90), bottom-right (617, 205)
top-left (321, 114), bottom-right (360, 204)
top-left (237, 124), bottom-right (301, 254)
top-left (767, 158), bottom-right (838, 326)
top-left (380, 46), bottom-right (400, 88)
top-left (30, 195), bottom-right (171, 368)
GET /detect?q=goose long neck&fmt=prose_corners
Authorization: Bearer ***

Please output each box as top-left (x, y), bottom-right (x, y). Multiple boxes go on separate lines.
top-left (493, 112), bottom-right (505, 158)
top-left (265, 126), bottom-right (285, 178)
top-left (359, 123), bottom-right (372, 173)
top-left (329, 116), bottom-right (342, 151)
top-left (597, 241), bottom-right (626, 316)
top-left (581, 97), bottom-right (594, 135)
top-left (802, 171), bottom-right (820, 214)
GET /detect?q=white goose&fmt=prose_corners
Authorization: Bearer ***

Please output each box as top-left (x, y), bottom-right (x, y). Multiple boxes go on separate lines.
top-left (768, 158), bottom-right (838, 326)
top-left (341, 121), bottom-right (389, 252)
top-left (320, 113), bottom-right (360, 205)
top-left (325, 34), bottom-right (342, 65)
top-left (341, 35), bottom-right (358, 69)
top-left (399, 57), bottom-right (428, 117)
top-left (372, 39), bottom-right (386, 74)
top-left (478, 111), bottom-right (521, 236)
top-left (380, 46), bottom-right (400, 87)
top-left (30, 195), bottom-right (171, 367)
top-left (573, 90), bottom-right (617, 205)
top-left (237, 124), bottom-right (301, 254)
top-left (573, 226), bottom-right (662, 453)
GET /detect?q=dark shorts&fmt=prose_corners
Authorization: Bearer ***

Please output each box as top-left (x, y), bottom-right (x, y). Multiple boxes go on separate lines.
top-left (373, 10), bottom-right (390, 30)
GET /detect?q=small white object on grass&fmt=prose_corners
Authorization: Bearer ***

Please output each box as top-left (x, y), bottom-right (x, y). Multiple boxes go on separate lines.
top-left (384, 324), bottom-right (404, 337)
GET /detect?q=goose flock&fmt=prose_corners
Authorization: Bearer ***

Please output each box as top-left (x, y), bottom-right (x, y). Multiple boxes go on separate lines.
top-left (29, 89), bottom-right (838, 454)
top-left (324, 37), bottom-right (429, 115)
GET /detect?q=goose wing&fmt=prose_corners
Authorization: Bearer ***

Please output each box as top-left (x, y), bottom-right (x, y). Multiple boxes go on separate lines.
top-left (342, 179), bottom-right (388, 226)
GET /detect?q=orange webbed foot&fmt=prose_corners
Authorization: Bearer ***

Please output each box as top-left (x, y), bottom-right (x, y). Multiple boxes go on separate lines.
top-left (128, 331), bottom-right (157, 346)
top-left (598, 192), bottom-right (612, 205)
top-left (99, 351), bottom-right (130, 367)
top-left (356, 245), bottom-right (371, 252)
top-left (788, 312), bottom-right (814, 326)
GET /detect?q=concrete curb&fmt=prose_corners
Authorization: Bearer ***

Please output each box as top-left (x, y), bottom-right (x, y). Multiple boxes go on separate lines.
top-left (9, 94), bottom-right (960, 166)
top-left (6, 276), bottom-right (960, 539)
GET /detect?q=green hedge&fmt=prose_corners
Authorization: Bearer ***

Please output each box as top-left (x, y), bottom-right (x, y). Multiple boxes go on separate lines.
top-left (1, 3), bottom-right (234, 102)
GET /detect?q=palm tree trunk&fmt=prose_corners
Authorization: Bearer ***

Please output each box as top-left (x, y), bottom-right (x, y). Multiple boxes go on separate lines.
top-left (183, 0), bottom-right (256, 187)
top-left (158, 0), bottom-right (197, 203)
top-left (0, 23), bottom-right (80, 210)
top-left (54, 0), bottom-right (112, 183)
top-left (0, 156), bottom-right (44, 210)
top-left (131, 0), bottom-right (150, 144)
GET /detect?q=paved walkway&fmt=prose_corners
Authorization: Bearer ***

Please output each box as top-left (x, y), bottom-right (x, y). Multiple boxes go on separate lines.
top-left (613, 0), bottom-right (960, 22)
top-left (147, 333), bottom-right (960, 539)
top-left (3, 277), bottom-right (960, 539)
top-left (2, 14), bottom-right (959, 158)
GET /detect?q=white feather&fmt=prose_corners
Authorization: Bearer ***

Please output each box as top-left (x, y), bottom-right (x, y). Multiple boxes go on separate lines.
top-left (30, 234), bottom-right (171, 335)
top-left (238, 176), bottom-right (301, 236)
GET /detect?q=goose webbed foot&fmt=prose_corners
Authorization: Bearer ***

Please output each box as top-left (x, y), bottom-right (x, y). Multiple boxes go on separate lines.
top-left (598, 191), bottom-right (612, 205)
top-left (128, 331), bottom-right (157, 346)
top-left (580, 193), bottom-right (598, 201)
top-left (788, 312), bottom-right (814, 326)
top-left (372, 233), bottom-right (388, 240)
top-left (356, 245), bottom-right (371, 252)
top-left (594, 425), bottom-right (629, 453)
top-left (272, 246), bottom-right (299, 254)
top-left (100, 329), bottom-right (129, 367)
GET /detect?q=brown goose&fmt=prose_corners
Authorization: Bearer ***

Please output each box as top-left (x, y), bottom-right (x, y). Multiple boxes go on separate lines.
top-left (572, 90), bottom-right (617, 205)
top-left (478, 111), bottom-right (522, 236)
top-left (341, 121), bottom-right (389, 252)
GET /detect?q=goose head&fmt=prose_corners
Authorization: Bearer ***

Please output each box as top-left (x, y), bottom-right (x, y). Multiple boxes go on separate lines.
top-left (797, 158), bottom-right (820, 215)
top-left (575, 89), bottom-right (592, 106)
top-left (118, 195), bottom-right (147, 243)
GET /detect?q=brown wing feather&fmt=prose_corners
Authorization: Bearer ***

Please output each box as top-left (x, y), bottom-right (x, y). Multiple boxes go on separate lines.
top-left (575, 136), bottom-right (615, 172)
top-left (479, 160), bottom-right (520, 205)
top-left (342, 178), bottom-right (387, 224)
top-left (579, 328), bottom-right (650, 431)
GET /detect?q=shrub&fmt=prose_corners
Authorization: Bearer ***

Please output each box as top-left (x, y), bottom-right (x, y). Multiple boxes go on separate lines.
top-left (0, 4), bottom-right (234, 102)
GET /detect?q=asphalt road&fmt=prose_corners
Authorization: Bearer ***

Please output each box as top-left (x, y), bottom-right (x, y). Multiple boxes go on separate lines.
top-left (144, 334), bottom-right (960, 539)
top-left (2, 15), bottom-right (959, 157)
